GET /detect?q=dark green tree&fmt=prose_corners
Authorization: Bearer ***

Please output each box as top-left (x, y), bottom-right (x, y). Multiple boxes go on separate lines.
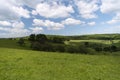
top-left (36, 34), bottom-right (48, 44)
top-left (52, 37), bottom-right (65, 43)
top-left (28, 34), bottom-right (36, 42)
top-left (17, 38), bottom-right (25, 46)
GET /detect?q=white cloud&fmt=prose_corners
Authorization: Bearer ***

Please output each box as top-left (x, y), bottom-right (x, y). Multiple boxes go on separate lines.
top-left (30, 27), bottom-right (43, 34)
top-left (33, 2), bottom-right (74, 18)
top-left (20, 0), bottom-right (44, 8)
top-left (76, 0), bottom-right (99, 19)
top-left (0, 21), bottom-right (30, 37)
top-left (0, 21), bottom-right (12, 26)
top-left (0, 0), bottom-right (30, 21)
top-left (12, 6), bottom-right (30, 18)
top-left (100, 0), bottom-right (120, 24)
top-left (0, 27), bottom-right (11, 32)
top-left (32, 10), bottom-right (38, 15)
top-left (62, 18), bottom-right (84, 25)
top-left (107, 13), bottom-right (120, 24)
top-left (12, 21), bottom-right (25, 29)
top-left (107, 20), bottom-right (119, 24)
top-left (33, 19), bottom-right (64, 30)
top-left (100, 0), bottom-right (120, 13)
top-left (87, 22), bottom-right (96, 26)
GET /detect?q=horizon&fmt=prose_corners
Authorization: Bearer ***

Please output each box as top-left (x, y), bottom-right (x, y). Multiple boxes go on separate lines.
top-left (0, 0), bottom-right (120, 38)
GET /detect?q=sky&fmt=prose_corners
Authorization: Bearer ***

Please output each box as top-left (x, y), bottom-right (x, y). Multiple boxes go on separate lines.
top-left (0, 0), bottom-right (120, 38)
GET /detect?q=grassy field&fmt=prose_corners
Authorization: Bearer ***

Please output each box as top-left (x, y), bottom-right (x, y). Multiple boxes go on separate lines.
top-left (0, 39), bottom-right (30, 50)
top-left (0, 48), bottom-right (120, 80)
top-left (0, 39), bottom-right (120, 80)
top-left (67, 40), bottom-right (120, 44)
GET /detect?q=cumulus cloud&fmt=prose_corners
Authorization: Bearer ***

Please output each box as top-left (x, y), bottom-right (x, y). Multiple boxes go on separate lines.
top-left (12, 21), bottom-right (25, 29)
top-left (33, 19), bottom-right (64, 30)
top-left (30, 27), bottom-right (43, 34)
top-left (87, 22), bottom-right (96, 26)
top-left (75, 0), bottom-right (99, 19)
top-left (12, 6), bottom-right (30, 18)
top-left (0, 0), bottom-right (30, 21)
top-left (107, 13), bottom-right (120, 24)
top-left (0, 21), bottom-right (30, 37)
top-left (100, 0), bottom-right (120, 13)
top-left (32, 2), bottom-right (74, 18)
top-left (62, 18), bottom-right (84, 25)
top-left (100, 0), bottom-right (120, 24)
top-left (0, 21), bottom-right (12, 26)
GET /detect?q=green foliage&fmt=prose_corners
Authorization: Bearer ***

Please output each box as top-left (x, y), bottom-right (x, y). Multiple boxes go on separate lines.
top-left (66, 45), bottom-right (79, 53)
top-left (17, 38), bottom-right (25, 46)
top-left (36, 34), bottom-right (48, 44)
top-left (53, 44), bottom-right (65, 52)
top-left (28, 34), bottom-right (36, 42)
top-left (51, 37), bottom-right (65, 44)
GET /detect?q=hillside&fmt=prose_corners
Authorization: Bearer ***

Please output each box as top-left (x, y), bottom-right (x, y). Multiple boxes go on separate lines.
top-left (0, 35), bottom-right (120, 80)
top-left (67, 34), bottom-right (120, 40)
top-left (0, 47), bottom-right (120, 80)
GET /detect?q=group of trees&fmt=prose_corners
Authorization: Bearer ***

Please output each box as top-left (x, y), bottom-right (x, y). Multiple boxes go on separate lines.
top-left (28, 34), bottom-right (66, 52)
top-left (17, 34), bottom-right (120, 55)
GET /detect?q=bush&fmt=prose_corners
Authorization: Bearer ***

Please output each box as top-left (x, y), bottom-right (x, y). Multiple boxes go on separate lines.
top-left (17, 38), bottom-right (25, 46)
top-left (28, 34), bottom-right (36, 42)
top-left (36, 34), bottom-right (48, 44)
top-left (51, 37), bottom-right (65, 44)
top-left (111, 45), bottom-right (117, 52)
top-left (86, 48), bottom-right (96, 55)
top-left (103, 46), bottom-right (110, 51)
top-left (66, 45), bottom-right (79, 53)
top-left (31, 42), bottom-right (41, 50)
top-left (53, 44), bottom-right (65, 52)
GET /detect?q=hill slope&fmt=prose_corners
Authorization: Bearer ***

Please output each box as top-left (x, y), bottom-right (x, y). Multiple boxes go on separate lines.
top-left (0, 38), bottom-right (120, 80)
top-left (0, 47), bottom-right (120, 80)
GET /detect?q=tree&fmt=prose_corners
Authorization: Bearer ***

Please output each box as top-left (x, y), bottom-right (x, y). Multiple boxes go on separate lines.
top-left (36, 34), bottom-right (48, 44)
top-left (52, 37), bottom-right (65, 43)
top-left (28, 34), bottom-right (36, 42)
top-left (17, 38), bottom-right (25, 46)
top-left (84, 42), bottom-right (89, 47)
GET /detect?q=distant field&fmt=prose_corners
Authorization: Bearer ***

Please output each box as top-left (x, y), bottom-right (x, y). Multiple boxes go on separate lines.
top-left (0, 48), bottom-right (120, 80)
top-left (0, 39), bottom-right (30, 50)
top-left (67, 40), bottom-right (120, 44)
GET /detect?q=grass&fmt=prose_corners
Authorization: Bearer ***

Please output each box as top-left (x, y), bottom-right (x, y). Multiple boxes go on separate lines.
top-left (0, 39), bottom-right (30, 50)
top-left (67, 40), bottom-right (120, 44)
top-left (0, 48), bottom-right (120, 80)
top-left (0, 39), bottom-right (120, 80)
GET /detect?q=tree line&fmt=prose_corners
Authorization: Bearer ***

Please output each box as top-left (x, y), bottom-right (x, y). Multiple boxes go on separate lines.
top-left (17, 34), bottom-right (120, 55)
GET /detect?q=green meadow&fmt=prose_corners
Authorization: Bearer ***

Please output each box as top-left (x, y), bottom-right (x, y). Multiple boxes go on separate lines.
top-left (68, 40), bottom-right (120, 44)
top-left (0, 39), bottom-right (120, 80)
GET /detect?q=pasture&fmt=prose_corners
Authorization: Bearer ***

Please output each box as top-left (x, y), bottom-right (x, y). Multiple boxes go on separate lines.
top-left (0, 38), bottom-right (120, 80)
top-left (67, 40), bottom-right (120, 44)
top-left (0, 48), bottom-right (120, 80)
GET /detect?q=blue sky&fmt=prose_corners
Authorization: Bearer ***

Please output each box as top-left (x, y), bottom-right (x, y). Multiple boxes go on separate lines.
top-left (0, 0), bottom-right (120, 38)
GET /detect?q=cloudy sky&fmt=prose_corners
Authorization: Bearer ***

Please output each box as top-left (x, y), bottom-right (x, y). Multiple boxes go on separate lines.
top-left (0, 0), bottom-right (120, 38)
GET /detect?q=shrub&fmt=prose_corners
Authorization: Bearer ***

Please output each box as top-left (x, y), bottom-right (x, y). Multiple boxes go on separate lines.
top-left (28, 34), bottom-right (36, 42)
top-left (36, 34), bottom-right (48, 44)
top-left (31, 42), bottom-right (41, 50)
top-left (66, 45), bottom-right (79, 53)
top-left (51, 37), bottom-right (65, 44)
top-left (17, 38), bottom-right (25, 46)
top-left (111, 45), bottom-right (117, 52)
top-left (86, 48), bottom-right (96, 55)
top-left (53, 44), bottom-right (65, 52)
